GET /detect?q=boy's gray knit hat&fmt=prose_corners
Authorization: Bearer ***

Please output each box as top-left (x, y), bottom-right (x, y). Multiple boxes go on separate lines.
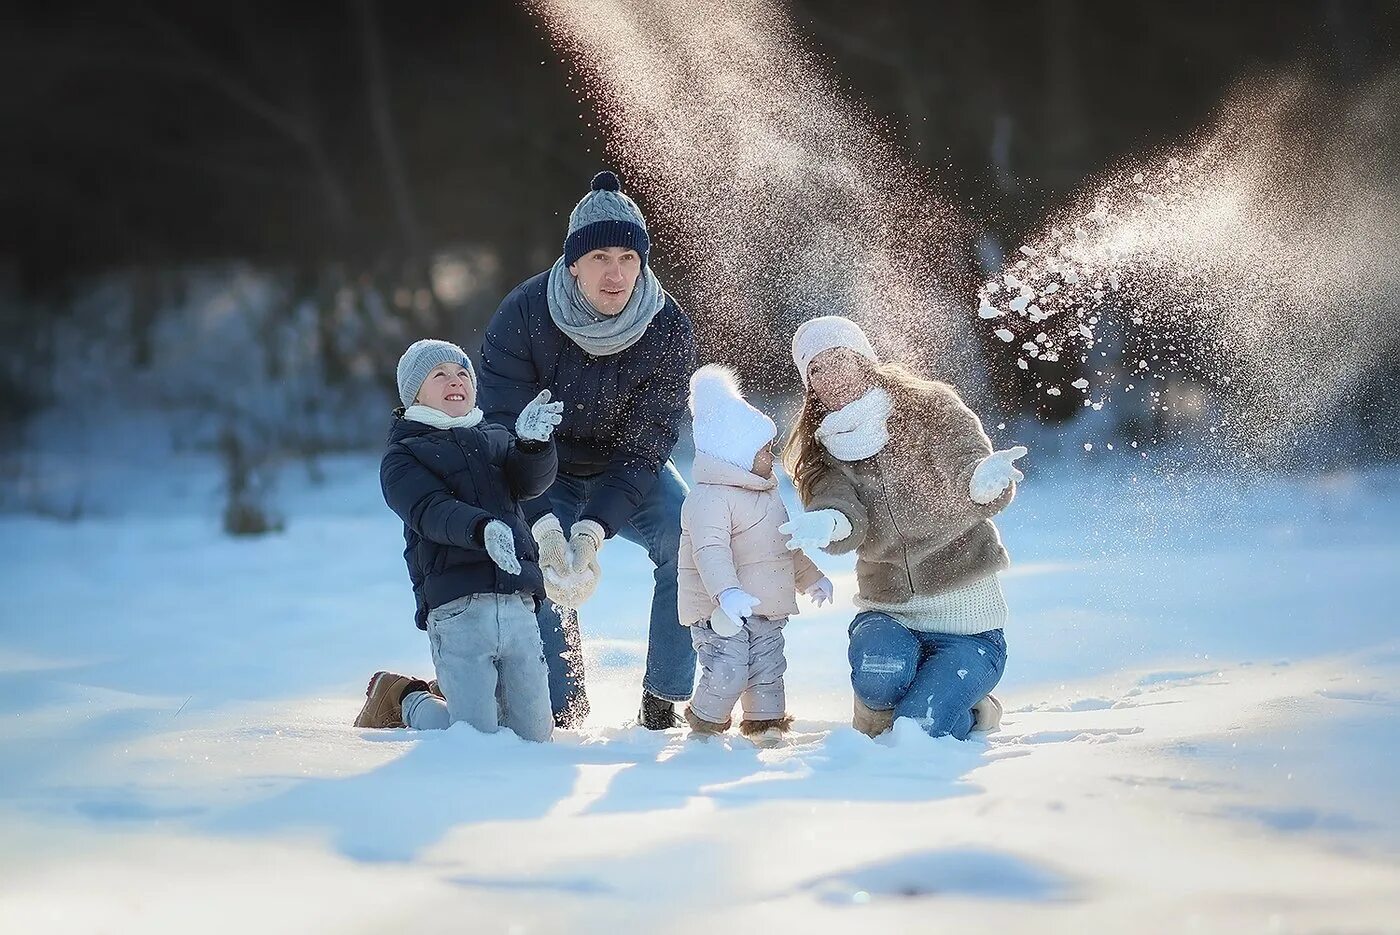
top-left (396, 339), bottom-right (474, 408)
top-left (564, 170), bottom-right (651, 267)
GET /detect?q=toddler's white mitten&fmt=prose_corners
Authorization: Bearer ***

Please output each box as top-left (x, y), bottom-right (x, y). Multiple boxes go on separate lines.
top-left (804, 576), bottom-right (834, 607)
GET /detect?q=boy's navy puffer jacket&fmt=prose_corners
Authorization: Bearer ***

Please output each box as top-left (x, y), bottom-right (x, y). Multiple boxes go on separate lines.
top-left (380, 414), bottom-right (558, 629)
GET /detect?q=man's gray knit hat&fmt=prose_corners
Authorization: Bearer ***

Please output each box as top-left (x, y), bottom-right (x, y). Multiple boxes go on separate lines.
top-left (396, 338), bottom-right (474, 408)
top-left (564, 170), bottom-right (651, 267)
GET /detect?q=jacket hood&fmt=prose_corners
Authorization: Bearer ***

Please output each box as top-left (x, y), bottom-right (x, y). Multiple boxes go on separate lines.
top-left (691, 451), bottom-right (778, 492)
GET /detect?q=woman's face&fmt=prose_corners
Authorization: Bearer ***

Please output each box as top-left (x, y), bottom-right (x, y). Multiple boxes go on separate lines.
top-left (416, 363), bottom-right (475, 417)
top-left (806, 348), bottom-right (872, 411)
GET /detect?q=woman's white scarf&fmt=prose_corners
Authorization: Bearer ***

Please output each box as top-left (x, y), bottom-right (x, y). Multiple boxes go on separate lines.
top-left (816, 387), bottom-right (892, 462)
top-left (404, 405), bottom-right (483, 430)
top-left (546, 254), bottom-right (667, 356)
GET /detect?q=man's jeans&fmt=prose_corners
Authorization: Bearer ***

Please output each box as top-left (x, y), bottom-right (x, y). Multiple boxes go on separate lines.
top-left (534, 461), bottom-right (695, 721)
top-left (847, 612), bottom-right (1007, 739)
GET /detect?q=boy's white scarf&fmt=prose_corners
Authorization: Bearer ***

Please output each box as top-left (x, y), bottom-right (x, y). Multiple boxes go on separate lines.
top-left (816, 387), bottom-right (892, 462)
top-left (404, 405), bottom-right (484, 430)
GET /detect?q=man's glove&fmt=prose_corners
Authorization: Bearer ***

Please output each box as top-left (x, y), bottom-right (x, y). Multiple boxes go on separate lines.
top-left (532, 514), bottom-right (570, 577)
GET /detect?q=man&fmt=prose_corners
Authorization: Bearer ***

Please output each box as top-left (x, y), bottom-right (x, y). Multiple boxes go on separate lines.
top-left (478, 170), bottom-right (696, 729)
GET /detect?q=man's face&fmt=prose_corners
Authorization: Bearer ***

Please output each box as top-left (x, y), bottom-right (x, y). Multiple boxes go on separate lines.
top-left (569, 247), bottom-right (642, 316)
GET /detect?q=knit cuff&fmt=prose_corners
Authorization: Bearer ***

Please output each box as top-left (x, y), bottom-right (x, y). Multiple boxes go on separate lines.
top-left (572, 519), bottom-right (607, 550)
top-left (565, 219), bottom-right (651, 267)
top-left (531, 513), bottom-right (564, 543)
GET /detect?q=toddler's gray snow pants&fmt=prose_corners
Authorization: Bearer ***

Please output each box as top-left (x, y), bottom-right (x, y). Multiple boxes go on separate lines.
top-left (402, 592), bottom-right (553, 742)
top-left (688, 615), bottom-right (788, 724)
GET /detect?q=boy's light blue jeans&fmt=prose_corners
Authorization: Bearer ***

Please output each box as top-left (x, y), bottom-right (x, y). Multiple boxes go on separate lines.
top-left (401, 592), bottom-right (553, 742)
top-left (847, 612), bottom-right (1007, 739)
top-left (531, 462), bottom-right (695, 720)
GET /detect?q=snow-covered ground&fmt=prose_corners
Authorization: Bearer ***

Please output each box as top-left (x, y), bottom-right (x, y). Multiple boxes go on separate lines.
top-left (1, 442), bottom-right (1398, 933)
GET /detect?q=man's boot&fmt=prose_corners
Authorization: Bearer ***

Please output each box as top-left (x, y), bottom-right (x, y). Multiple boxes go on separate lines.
top-left (638, 690), bottom-right (682, 730)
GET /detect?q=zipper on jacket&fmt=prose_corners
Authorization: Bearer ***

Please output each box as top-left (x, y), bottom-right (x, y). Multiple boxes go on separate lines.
top-left (873, 456), bottom-right (916, 595)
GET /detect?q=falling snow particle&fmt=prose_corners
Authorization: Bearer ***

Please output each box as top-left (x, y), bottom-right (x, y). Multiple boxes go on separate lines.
top-left (995, 328), bottom-right (1015, 343)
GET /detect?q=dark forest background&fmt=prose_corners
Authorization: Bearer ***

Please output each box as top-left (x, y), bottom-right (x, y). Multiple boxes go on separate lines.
top-left (2, 1), bottom-right (1396, 478)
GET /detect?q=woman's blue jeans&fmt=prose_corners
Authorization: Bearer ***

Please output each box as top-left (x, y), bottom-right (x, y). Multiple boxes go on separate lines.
top-left (847, 612), bottom-right (1007, 739)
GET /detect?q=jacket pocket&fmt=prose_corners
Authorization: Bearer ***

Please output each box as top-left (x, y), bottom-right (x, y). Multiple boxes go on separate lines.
top-left (428, 593), bottom-right (479, 626)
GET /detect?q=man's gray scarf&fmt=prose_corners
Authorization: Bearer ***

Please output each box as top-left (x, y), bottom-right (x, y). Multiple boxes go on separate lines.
top-left (547, 255), bottom-right (667, 357)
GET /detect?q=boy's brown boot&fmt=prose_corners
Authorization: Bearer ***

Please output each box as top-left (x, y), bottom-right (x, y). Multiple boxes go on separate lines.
top-left (683, 705), bottom-right (731, 735)
top-left (353, 671), bottom-right (428, 729)
top-left (853, 696), bottom-right (895, 737)
top-left (739, 715), bottom-right (793, 736)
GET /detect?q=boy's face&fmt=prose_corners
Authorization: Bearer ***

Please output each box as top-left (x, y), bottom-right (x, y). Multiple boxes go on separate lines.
top-left (752, 442), bottom-right (775, 479)
top-left (416, 362), bottom-right (475, 417)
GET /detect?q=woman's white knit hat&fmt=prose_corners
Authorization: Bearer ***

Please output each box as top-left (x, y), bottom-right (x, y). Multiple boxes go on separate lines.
top-left (791, 315), bottom-right (879, 385)
top-left (689, 365), bottom-right (777, 471)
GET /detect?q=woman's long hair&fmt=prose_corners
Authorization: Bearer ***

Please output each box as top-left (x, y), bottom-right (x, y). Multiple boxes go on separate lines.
top-left (782, 359), bottom-right (944, 503)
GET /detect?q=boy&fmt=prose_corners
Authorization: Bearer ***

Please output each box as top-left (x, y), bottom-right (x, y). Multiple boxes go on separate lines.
top-left (355, 339), bottom-right (563, 741)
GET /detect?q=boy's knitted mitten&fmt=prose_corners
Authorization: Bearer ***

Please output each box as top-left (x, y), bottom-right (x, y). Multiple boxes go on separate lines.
top-left (483, 520), bottom-right (522, 575)
top-left (516, 390), bottom-right (565, 443)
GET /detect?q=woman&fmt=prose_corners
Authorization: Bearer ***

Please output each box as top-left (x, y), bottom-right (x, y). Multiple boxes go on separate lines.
top-left (780, 316), bottom-right (1026, 739)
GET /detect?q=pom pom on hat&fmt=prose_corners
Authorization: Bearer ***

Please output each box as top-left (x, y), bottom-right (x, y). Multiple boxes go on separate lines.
top-left (591, 170), bottom-right (621, 192)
